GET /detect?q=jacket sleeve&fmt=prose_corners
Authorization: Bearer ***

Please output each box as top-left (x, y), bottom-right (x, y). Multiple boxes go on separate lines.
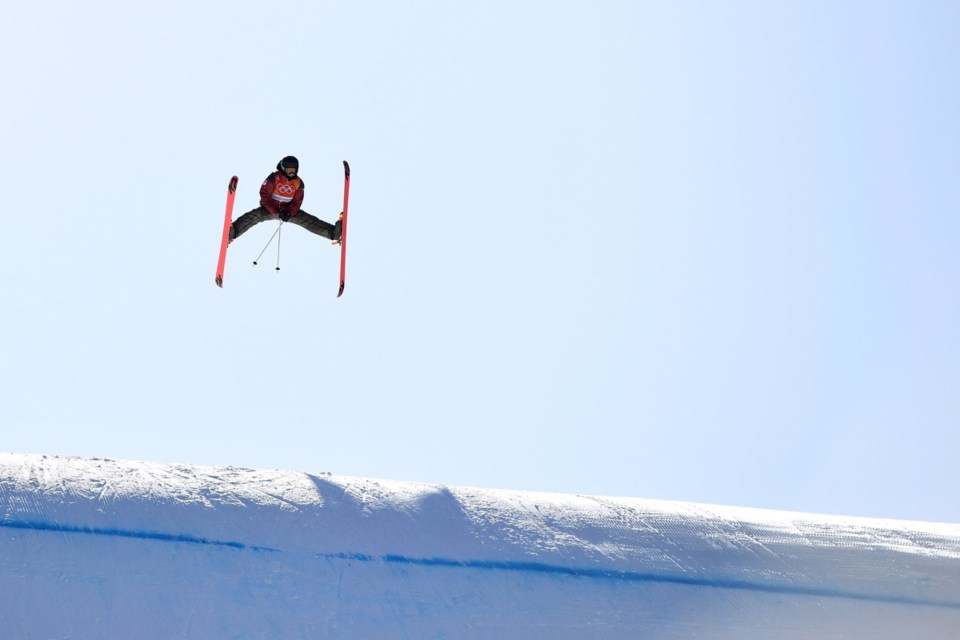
top-left (260, 173), bottom-right (279, 213)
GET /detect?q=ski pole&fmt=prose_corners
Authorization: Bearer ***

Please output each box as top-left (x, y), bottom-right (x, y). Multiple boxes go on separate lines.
top-left (252, 221), bottom-right (284, 266)
top-left (275, 221), bottom-right (282, 272)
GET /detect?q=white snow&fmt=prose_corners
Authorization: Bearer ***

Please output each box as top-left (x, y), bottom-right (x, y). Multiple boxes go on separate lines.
top-left (2, 452), bottom-right (959, 638)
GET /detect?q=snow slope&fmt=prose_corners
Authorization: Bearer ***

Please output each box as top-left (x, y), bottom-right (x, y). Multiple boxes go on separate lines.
top-left (1, 453), bottom-right (959, 639)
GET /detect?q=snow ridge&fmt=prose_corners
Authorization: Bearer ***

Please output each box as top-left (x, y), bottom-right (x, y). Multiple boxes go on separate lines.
top-left (2, 453), bottom-right (960, 639)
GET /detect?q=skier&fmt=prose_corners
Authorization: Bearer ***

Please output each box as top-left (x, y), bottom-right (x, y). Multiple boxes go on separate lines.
top-left (229, 156), bottom-right (342, 244)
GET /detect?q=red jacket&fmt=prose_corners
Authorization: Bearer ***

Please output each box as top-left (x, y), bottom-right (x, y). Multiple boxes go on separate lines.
top-left (260, 172), bottom-right (305, 217)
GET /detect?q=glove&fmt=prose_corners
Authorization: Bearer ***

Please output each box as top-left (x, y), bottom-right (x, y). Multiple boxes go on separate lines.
top-left (279, 210), bottom-right (290, 222)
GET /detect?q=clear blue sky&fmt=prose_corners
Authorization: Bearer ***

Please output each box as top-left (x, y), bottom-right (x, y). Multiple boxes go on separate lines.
top-left (2, 1), bottom-right (958, 522)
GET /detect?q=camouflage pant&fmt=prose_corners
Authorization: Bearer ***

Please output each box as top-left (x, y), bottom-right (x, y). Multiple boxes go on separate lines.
top-left (231, 207), bottom-right (337, 241)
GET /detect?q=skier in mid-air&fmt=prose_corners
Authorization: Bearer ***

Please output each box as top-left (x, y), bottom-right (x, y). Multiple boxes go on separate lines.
top-left (229, 156), bottom-right (342, 244)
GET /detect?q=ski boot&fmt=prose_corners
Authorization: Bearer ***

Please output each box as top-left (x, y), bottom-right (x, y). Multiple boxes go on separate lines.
top-left (331, 212), bottom-right (343, 245)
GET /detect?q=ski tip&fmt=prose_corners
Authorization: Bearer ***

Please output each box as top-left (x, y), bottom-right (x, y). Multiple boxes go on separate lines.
top-left (228, 176), bottom-right (239, 193)
top-left (215, 275), bottom-right (224, 288)
top-left (343, 160), bottom-right (350, 178)
top-left (337, 281), bottom-right (345, 298)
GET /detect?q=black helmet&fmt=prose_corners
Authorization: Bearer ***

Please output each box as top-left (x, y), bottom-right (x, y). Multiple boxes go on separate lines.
top-left (277, 156), bottom-right (299, 173)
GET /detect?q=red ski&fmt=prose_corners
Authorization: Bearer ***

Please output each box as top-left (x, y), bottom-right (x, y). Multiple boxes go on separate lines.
top-left (337, 161), bottom-right (351, 298)
top-left (215, 176), bottom-right (239, 288)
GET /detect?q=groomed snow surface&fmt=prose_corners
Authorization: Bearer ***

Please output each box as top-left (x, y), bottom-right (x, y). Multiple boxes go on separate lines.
top-left (1, 453), bottom-right (959, 639)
